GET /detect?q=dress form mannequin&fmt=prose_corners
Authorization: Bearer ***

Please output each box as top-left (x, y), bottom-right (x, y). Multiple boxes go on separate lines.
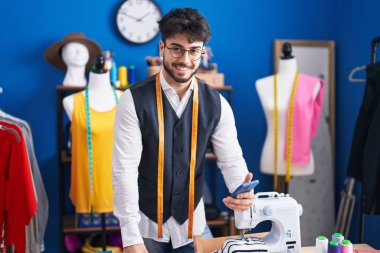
top-left (61, 42), bottom-right (89, 87)
top-left (255, 56), bottom-right (321, 176)
top-left (63, 55), bottom-right (121, 120)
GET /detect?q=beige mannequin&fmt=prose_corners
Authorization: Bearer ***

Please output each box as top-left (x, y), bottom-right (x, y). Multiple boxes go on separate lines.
top-left (255, 58), bottom-right (320, 176)
top-left (63, 71), bottom-right (121, 120)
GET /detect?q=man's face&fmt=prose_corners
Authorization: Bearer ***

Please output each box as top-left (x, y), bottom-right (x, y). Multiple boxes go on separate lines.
top-left (159, 33), bottom-right (203, 84)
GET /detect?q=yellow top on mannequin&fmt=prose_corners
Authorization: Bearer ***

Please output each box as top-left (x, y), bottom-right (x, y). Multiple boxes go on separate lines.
top-left (70, 91), bottom-right (117, 213)
top-left (65, 71), bottom-right (121, 213)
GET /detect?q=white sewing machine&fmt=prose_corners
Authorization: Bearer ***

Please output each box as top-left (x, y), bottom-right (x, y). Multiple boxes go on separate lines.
top-left (234, 192), bottom-right (303, 253)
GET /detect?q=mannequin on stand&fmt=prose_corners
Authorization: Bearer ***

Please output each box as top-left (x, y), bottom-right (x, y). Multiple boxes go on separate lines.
top-left (63, 54), bottom-right (123, 251)
top-left (63, 55), bottom-right (122, 118)
top-left (255, 43), bottom-right (323, 188)
top-left (63, 54), bottom-right (122, 216)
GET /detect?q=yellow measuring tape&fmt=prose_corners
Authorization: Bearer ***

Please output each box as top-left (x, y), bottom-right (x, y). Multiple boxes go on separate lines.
top-left (273, 75), bottom-right (279, 190)
top-left (155, 74), bottom-right (199, 239)
top-left (155, 74), bottom-right (165, 238)
top-left (273, 72), bottom-right (299, 189)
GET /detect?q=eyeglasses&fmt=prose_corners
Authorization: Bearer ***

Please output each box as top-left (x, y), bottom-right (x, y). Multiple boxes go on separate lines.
top-left (164, 44), bottom-right (205, 61)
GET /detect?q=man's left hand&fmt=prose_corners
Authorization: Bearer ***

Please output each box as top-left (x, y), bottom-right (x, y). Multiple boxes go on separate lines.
top-left (223, 172), bottom-right (255, 212)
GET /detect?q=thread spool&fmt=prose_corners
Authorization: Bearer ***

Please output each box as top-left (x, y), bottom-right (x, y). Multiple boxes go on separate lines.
top-left (341, 240), bottom-right (353, 253)
top-left (328, 241), bottom-right (341, 253)
top-left (118, 66), bottom-right (127, 87)
top-left (128, 65), bottom-right (136, 85)
top-left (110, 61), bottom-right (117, 85)
top-left (316, 236), bottom-right (328, 253)
top-left (332, 233), bottom-right (344, 244)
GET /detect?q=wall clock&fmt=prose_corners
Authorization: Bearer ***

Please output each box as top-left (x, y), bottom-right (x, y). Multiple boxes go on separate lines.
top-left (116, 0), bottom-right (162, 44)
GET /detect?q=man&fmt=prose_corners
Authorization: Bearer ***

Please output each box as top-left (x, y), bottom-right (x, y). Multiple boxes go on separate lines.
top-left (112, 8), bottom-right (254, 253)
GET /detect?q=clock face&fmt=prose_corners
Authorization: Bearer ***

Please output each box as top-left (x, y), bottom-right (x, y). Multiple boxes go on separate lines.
top-left (116, 0), bottom-right (162, 44)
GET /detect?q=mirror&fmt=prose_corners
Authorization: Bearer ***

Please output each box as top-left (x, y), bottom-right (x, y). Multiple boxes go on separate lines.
top-left (273, 39), bottom-right (336, 246)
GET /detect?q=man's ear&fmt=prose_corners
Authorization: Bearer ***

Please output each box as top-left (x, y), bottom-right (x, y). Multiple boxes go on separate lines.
top-left (159, 40), bottom-right (164, 57)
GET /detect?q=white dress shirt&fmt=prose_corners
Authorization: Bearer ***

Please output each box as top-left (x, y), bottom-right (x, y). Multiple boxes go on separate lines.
top-left (112, 71), bottom-right (249, 249)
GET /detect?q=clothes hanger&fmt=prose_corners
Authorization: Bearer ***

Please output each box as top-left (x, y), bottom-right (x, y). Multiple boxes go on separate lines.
top-left (348, 37), bottom-right (380, 83)
top-left (0, 86), bottom-right (21, 143)
top-left (348, 65), bottom-right (366, 83)
top-left (0, 124), bottom-right (21, 143)
top-left (371, 37), bottom-right (380, 64)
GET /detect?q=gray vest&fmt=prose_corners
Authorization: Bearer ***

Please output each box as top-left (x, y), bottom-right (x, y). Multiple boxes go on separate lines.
top-left (130, 75), bottom-right (221, 224)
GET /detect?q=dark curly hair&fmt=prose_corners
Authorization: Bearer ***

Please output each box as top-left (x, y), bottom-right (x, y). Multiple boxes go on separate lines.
top-left (158, 8), bottom-right (211, 44)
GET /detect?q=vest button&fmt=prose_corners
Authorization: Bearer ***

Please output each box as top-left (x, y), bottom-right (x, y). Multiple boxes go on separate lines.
top-left (173, 191), bottom-right (180, 196)
top-left (176, 148), bottom-right (183, 154)
top-left (175, 127), bottom-right (182, 133)
top-left (176, 170), bottom-right (182, 175)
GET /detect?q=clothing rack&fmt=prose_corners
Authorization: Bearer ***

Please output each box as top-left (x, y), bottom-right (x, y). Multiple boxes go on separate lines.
top-left (348, 37), bottom-right (380, 83)
top-left (358, 37), bottom-right (380, 243)
top-left (348, 37), bottom-right (380, 243)
top-left (0, 107), bottom-right (49, 253)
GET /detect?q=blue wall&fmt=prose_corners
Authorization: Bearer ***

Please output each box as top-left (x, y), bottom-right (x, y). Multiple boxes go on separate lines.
top-left (335, 0), bottom-right (380, 248)
top-left (1, 0), bottom-right (378, 252)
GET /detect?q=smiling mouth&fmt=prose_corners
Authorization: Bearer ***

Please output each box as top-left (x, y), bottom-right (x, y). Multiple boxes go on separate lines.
top-left (174, 64), bottom-right (191, 71)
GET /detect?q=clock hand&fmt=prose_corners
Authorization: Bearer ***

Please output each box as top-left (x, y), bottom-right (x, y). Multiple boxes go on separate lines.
top-left (136, 12), bottom-right (150, 22)
top-left (118, 11), bottom-right (139, 21)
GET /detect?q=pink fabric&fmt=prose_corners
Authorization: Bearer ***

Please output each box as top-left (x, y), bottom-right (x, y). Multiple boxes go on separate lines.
top-left (284, 73), bottom-right (324, 165)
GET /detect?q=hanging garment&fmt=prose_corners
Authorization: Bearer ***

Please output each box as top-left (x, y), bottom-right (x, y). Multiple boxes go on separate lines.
top-left (0, 111), bottom-right (49, 252)
top-left (0, 121), bottom-right (37, 253)
top-left (70, 92), bottom-right (117, 213)
top-left (347, 62), bottom-right (380, 214)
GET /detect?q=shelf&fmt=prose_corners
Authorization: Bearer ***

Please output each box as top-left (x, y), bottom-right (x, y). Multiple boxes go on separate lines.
top-left (56, 86), bottom-right (128, 92)
top-left (62, 214), bottom-right (228, 234)
top-left (213, 85), bottom-right (232, 91)
top-left (61, 150), bottom-right (217, 164)
top-left (62, 215), bottom-right (120, 234)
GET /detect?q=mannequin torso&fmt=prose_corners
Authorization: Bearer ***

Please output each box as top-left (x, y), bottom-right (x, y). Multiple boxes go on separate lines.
top-left (255, 58), bottom-right (320, 176)
top-left (63, 71), bottom-right (121, 120)
top-left (61, 42), bottom-right (89, 87)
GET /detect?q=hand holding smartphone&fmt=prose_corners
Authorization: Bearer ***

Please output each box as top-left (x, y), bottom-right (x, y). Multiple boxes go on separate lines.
top-left (230, 180), bottom-right (259, 198)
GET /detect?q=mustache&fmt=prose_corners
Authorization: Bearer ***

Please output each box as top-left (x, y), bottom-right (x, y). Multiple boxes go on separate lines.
top-left (173, 63), bottom-right (192, 68)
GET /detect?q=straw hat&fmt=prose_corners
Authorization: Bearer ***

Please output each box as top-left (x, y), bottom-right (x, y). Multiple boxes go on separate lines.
top-left (44, 33), bottom-right (102, 72)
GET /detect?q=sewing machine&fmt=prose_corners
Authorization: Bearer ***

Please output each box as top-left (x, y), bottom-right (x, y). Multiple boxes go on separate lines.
top-left (234, 192), bottom-right (303, 253)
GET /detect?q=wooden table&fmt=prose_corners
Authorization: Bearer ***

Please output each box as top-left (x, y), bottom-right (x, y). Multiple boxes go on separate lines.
top-left (301, 244), bottom-right (374, 253)
top-left (194, 234), bottom-right (375, 253)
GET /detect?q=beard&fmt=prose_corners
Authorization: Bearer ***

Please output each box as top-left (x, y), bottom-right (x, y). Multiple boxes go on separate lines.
top-left (163, 57), bottom-right (199, 83)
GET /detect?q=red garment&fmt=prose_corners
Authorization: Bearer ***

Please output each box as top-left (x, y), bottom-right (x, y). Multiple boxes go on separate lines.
top-left (0, 121), bottom-right (37, 253)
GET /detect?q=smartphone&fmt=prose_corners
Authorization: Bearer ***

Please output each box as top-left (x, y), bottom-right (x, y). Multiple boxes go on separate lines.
top-left (230, 180), bottom-right (259, 198)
